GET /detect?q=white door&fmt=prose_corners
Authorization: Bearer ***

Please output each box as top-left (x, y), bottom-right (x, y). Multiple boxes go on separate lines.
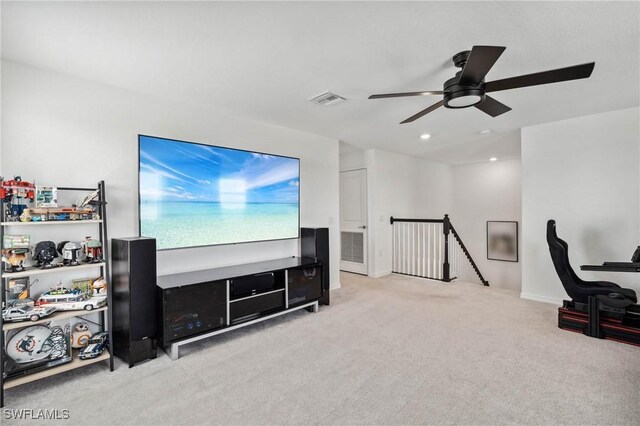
top-left (340, 169), bottom-right (368, 274)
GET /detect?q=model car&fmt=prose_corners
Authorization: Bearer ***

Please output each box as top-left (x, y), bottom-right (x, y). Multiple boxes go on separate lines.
top-left (2, 303), bottom-right (57, 323)
top-left (78, 331), bottom-right (108, 360)
top-left (36, 287), bottom-right (106, 311)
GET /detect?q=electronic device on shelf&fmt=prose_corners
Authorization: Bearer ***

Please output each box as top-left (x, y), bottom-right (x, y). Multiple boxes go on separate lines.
top-left (161, 280), bottom-right (227, 343)
top-left (230, 272), bottom-right (277, 299)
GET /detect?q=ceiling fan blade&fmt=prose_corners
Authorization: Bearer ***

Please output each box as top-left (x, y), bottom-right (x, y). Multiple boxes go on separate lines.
top-left (475, 96), bottom-right (512, 117)
top-left (458, 46), bottom-right (506, 85)
top-left (400, 100), bottom-right (444, 124)
top-left (369, 91), bottom-right (444, 99)
top-left (485, 62), bottom-right (595, 93)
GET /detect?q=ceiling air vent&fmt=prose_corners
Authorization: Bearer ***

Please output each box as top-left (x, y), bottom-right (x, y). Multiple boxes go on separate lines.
top-left (308, 91), bottom-right (346, 106)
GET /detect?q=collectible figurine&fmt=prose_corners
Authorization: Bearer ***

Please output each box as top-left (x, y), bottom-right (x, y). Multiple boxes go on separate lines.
top-left (82, 236), bottom-right (102, 263)
top-left (92, 277), bottom-right (107, 296)
top-left (71, 322), bottom-right (92, 348)
top-left (57, 241), bottom-right (84, 266)
top-left (1, 248), bottom-right (29, 272)
top-left (2, 235), bottom-right (31, 272)
top-left (33, 241), bottom-right (58, 269)
top-left (0, 176), bottom-right (35, 203)
top-left (79, 332), bottom-right (109, 360)
top-left (1, 176), bottom-right (36, 221)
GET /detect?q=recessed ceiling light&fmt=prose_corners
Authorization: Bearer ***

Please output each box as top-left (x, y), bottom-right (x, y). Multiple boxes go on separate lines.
top-left (480, 129), bottom-right (492, 135)
top-left (420, 133), bottom-right (431, 140)
top-left (490, 157), bottom-right (497, 162)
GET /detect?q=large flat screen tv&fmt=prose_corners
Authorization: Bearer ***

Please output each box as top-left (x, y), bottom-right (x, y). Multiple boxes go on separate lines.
top-left (138, 135), bottom-right (300, 250)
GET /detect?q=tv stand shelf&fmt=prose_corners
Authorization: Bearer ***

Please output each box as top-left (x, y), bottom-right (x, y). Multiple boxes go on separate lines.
top-left (157, 256), bottom-right (324, 360)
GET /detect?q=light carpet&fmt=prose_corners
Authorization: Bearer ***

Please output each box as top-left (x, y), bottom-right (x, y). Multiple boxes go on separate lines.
top-left (4, 272), bottom-right (640, 425)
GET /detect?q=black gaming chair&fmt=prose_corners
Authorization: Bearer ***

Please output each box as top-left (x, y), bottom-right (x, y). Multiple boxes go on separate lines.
top-left (547, 220), bottom-right (637, 304)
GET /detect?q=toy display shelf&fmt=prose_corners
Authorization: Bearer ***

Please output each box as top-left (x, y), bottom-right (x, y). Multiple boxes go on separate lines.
top-left (3, 350), bottom-right (110, 390)
top-left (1, 219), bottom-right (103, 226)
top-left (1, 262), bottom-right (106, 279)
top-left (2, 306), bottom-right (108, 332)
top-left (0, 181), bottom-right (114, 407)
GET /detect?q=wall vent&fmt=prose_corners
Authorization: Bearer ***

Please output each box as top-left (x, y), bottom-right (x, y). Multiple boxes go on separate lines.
top-left (308, 91), bottom-right (346, 106)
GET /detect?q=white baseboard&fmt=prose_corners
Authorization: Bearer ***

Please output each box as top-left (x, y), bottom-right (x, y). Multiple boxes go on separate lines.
top-left (370, 270), bottom-right (392, 278)
top-left (520, 292), bottom-right (563, 306)
top-left (330, 281), bottom-right (342, 290)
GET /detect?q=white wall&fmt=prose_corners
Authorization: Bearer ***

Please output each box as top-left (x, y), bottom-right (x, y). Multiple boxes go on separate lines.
top-left (339, 149), bottom-right (453, 278)
top-left (371, 150), bottom-right (453, 277)
top-left (521, 107), bottom-right (640, 304)
top-left (1, 61), bottom-right (341, 288)
top-left (452, 157), bottom-right (522, 291)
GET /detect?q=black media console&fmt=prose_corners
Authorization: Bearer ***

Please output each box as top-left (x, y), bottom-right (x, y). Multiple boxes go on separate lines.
top-left (157, 256), bottom-right (324, 359)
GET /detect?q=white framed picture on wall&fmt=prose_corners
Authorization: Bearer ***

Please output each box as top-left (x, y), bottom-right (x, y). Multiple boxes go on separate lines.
top-left (487, 221), bottom-right (518, 262)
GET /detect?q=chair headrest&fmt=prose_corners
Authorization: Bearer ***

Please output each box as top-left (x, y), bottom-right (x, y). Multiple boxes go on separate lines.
top-left (546, 219), bottom-right (559, 244)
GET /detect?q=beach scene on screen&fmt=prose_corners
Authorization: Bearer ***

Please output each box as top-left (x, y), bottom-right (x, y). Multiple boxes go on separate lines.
top-left (139, 136), bottom-right (299, 249)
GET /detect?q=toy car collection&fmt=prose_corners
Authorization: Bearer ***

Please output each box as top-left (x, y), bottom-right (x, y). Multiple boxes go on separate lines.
top-left (2, 300), bottom-right (57, 323)
top-left (36, 285), bottom-right (107, 311)
top-left (78, 331), bottom-right (109, 360)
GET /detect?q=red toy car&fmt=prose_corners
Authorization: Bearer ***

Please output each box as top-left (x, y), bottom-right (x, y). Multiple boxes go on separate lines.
top-left (0, 176), bottom-right (35, 203)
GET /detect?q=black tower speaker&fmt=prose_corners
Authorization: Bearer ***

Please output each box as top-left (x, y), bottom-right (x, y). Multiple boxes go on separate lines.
top-left (301, 227), bottom-right (330, 305)
top-left (112, 237), bottom-right (158, 367)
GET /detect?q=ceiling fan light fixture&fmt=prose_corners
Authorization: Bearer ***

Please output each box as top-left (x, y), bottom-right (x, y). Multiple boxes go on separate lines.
top-left (368, 45), bottom-right (595, 124)
top-left (420, 133), bottom-right (431, 140)
top-left (444, 88), bottom-right (485, 109)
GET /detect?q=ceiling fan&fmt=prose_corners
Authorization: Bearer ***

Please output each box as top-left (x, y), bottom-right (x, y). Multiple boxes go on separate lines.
top-left (369, 46), bottom-right (595, 124)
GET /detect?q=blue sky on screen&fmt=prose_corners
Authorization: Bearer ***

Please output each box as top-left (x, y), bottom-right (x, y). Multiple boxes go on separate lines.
top-left (139, 136), bottom-right (299, 203)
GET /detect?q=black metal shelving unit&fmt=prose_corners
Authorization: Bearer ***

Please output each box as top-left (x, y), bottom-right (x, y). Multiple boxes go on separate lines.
top-left (0, 181), bottom-right (113, 407)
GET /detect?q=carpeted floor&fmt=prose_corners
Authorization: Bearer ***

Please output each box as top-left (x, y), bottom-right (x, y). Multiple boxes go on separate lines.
top-left (4, 272), bottom-right (640, 425)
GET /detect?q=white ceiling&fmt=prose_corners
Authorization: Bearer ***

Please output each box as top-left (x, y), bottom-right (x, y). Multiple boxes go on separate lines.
top-left (3, 1), bottom-right (639, 165)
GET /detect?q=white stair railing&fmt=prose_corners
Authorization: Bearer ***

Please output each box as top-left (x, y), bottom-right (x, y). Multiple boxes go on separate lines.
top-left (391, 218), bottom-right (444, 280)
top-left (390, 215), bottom-right (488, 286)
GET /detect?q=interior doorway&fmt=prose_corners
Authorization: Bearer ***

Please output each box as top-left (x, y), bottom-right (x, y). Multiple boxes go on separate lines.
top-left (339, 169), bottom-right (368, 275)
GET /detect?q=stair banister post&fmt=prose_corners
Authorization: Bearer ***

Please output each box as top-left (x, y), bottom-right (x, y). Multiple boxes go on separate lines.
top-left (442, 214), bottom-right (451, 282)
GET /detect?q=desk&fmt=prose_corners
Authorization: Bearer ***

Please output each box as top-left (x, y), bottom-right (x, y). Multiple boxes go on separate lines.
top-left (580, 262), bottom-right (640, 273)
